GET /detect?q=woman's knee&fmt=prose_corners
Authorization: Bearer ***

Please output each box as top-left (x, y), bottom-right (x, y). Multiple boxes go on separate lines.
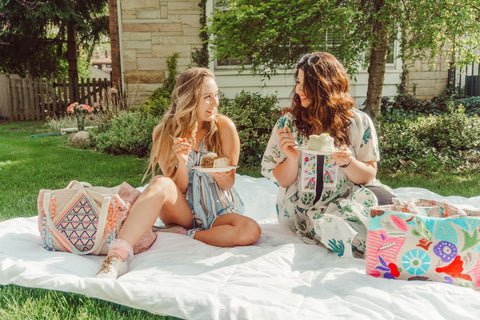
top-left (146, 175), bottom-right (176, 194)
top-left (236, 216), bottom-right (262, 246)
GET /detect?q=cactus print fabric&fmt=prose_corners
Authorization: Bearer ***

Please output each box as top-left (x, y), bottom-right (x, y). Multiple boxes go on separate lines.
top-left (261, 109), bottom-right (387, 257)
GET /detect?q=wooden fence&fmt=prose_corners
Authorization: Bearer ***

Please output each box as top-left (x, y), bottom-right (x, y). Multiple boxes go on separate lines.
top-left (4, 74), bottom-right (121, 121)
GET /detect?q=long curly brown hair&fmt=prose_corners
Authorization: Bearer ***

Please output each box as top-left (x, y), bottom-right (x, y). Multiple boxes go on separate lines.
top-left (284, 52), bottom-right (355, 145)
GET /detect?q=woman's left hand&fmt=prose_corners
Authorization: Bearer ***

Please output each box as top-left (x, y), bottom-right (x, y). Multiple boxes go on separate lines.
top-left (332, 145), bottom-right (353, 168)
top-left (208, 170), bottom-right (235, 190)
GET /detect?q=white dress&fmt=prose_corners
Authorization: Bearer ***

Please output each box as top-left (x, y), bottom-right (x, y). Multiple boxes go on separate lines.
top-left (261, 109), bottom-right (390, 257)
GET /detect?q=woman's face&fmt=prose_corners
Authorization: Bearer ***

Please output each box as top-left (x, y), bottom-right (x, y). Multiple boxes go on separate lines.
top-left (295, 69), bottom-right (311, 108)
top-left (196, 77), bottom-right (219, 124)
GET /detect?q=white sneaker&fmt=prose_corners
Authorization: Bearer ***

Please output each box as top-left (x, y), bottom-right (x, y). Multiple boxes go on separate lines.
top-left (96, 255), bottom-right (128, 279)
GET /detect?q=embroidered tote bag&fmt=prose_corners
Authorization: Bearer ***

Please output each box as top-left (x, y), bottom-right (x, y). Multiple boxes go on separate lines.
top-left (366, 198), bottom-right (480, 290)
top-left (37, 180), bottom-right (156, 255)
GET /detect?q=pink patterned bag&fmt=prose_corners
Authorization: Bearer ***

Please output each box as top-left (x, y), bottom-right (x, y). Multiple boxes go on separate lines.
top-left (37, 180), bottom-right (156, 255)
top-left (366, 198), bottom-right (480, 290)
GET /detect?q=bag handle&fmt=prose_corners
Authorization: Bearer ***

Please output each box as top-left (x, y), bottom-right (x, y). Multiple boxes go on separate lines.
top-left (66, 180), bottom-right (92, 189)
top-left (43, 192), bottom-right (112, 255)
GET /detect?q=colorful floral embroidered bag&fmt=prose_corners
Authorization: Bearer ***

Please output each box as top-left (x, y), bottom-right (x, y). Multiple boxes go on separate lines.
top-left (37, 180), bottom-right (156, 255)
top-left (366, 199), bottom-right (480, 290)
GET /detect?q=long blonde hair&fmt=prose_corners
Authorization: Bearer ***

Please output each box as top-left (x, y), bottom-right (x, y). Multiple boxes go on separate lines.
top-left (145, 67), bottom-right (224, 179)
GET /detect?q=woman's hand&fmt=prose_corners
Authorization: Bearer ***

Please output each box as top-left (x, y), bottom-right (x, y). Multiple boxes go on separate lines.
top-left (171, 137), bottom-right (192, 168)
top-left (272, 126), bottom-right (300, 188)
top-left (208, 170), bottom-right (235, 190)
top-left (332, 145), bottom-right (353, 168)
top-left (277, 126), bottom-right (299, 160)
top-left (332, 144), bottom-right (377, 185)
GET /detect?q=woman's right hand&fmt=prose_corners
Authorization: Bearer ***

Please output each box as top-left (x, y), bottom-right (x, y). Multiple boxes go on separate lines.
top-left (273, 126), bottom-right (300, 188)
top-left (171, 137), bottom-right (192, 167)
top-left (277, 126), bottom-right (299, 159)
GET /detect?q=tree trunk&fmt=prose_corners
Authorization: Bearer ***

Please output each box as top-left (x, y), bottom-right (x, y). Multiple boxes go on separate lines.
top-left (365, 0), bottom-right (390, 120)
top-left (67, 22), bottom-right (79, 102)
top-left (109, 0), bottom-right (122, 91)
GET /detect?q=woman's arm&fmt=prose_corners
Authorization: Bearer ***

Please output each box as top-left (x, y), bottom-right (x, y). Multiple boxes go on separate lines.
top-left (209, 115), bottom-right (240, 190)
top-left (272, 126), bottom-right (300, 188)
top-left (159, 137), bottom-right (191, 193)
top-left (333, 146), bottom-right (377, 185)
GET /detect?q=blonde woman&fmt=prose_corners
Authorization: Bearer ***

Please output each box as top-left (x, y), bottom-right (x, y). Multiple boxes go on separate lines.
top-left (97, 68), bottom-right (261, 278)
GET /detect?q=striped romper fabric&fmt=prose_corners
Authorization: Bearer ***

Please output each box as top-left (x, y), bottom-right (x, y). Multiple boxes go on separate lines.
top-left (184, 140), bottom-right (244, 236)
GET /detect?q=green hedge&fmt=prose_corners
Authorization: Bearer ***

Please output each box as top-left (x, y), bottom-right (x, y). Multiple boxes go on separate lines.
top-left (219, 91), bottom-right (281, 168)
top-left (88, 111), bottom-right (157, 158)
top-left (379, 105), bottom-right (480, 173)
top-left (88, 89), bottom-right (480, 174)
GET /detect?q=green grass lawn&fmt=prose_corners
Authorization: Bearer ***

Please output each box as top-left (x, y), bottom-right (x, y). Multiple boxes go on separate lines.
top-left (1, 121), bottom-right (479, 319)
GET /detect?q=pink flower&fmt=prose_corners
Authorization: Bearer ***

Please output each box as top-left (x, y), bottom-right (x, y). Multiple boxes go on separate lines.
top-left (66, 102), bottom-right (93, 131)
top-left (66, 102), bottom-right (93, 115)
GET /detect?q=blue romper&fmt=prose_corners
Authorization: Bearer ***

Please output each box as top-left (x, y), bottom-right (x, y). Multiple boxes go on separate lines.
top-left (184, 141), bottom-right (245, 237)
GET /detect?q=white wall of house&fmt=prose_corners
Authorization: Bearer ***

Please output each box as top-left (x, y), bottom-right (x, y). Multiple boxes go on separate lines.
top-left (212, 62), bottom-right (403, 109)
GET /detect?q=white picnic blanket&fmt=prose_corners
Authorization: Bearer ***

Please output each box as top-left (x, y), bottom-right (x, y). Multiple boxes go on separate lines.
top-left (1, 175), bottom-right (480, 320)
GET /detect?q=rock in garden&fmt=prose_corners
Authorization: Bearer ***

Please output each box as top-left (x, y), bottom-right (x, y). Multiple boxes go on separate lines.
top-left (69, 131), bottom-right (89, 147)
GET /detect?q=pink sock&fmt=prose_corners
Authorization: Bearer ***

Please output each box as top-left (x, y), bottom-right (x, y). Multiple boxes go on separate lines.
top-left (108, 239), bottom-right (133, 261)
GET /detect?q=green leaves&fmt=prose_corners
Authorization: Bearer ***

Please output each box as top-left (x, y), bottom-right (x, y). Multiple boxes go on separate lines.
top-left (219, 91), bottom-right (281, 167)
top-left (0, 0), bottom-right (109, 77)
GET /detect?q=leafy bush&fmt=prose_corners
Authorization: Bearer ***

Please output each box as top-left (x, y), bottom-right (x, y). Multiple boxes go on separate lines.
top-left (382, 90), bottom-right (480, 119)
top-left (379, 107), bottom-right (480, 173)
top-left (455, 97), bottom-right (480, 116)
top-left (136, 88), bottom-right (172, 118)
top-left (89, 111), bottom-right (158, 158)
top-left (219, 91), bottom-right (281, 167)
top-left (135, 53), bottom-right (179, 117)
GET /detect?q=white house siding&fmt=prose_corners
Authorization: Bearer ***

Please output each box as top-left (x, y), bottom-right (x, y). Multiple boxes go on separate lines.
top-left (213, 65), bottom-right (402, 109)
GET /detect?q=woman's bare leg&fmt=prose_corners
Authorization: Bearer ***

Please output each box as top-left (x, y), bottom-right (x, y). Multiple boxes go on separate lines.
top-left (117, 175), bottom-right (193, 247)
top-left (193, 213), bottom-right (261, 247)
top-left (97, 176), bottom-right (194, 278)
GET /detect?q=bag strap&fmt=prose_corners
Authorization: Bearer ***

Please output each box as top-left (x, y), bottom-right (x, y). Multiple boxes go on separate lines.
top-left (43, 192), bottom-right (112, 255)
top-left (91, 196), bottom-right (112, 255)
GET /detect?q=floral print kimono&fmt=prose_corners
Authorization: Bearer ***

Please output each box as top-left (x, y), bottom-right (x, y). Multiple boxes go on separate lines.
top-left (261, 109), bottom-right (388, 258)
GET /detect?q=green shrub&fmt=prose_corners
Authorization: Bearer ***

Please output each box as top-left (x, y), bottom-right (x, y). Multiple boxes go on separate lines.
top-left (89, 111), bottom-right (158, 158)
top-left (136, 53), bottom-right (179, 117)
top-left (219, 91), bottom-right (281, 168)
top-left (455, 96), bottom-right (480, 116)
top-left (137, 88), bottom-right (172, 118)
top-left (379, 107), bottom-right (480, 173)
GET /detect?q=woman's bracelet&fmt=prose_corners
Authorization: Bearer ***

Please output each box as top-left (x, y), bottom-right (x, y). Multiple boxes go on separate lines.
top-left (339, 157), bottom-right (353, 168)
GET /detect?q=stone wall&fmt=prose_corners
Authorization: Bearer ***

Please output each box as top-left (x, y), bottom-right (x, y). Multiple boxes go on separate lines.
top-left (404, 54), bottom-right (451, 99)
top-left (119, 0), bottom-right (202, 106)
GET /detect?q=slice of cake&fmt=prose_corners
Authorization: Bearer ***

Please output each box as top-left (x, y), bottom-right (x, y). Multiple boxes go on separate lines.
top-left (201, 152), bottom-right (229, 168)
top-left (307, 133), bottom-right (335, 152)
